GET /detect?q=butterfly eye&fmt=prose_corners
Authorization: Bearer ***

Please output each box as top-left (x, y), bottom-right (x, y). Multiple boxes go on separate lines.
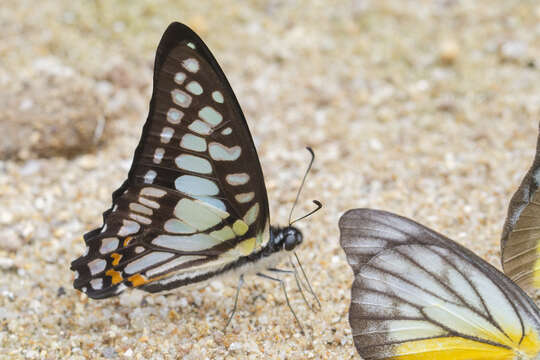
top-left (284, 231), bottom-right (302, 251)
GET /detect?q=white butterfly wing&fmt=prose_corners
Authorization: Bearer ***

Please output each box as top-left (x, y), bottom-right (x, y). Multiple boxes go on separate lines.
top-left (340, 209), bottom-right (540, 360)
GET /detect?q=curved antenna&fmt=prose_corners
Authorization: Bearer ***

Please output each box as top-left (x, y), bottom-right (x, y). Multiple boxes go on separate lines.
top-left (290, 200), bottom-right (322, 225)
top-left (288, 147), bottom-right (317, 225)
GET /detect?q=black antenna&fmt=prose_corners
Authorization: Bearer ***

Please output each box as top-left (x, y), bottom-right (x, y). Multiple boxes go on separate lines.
top-left (290, 200), bottom-right (322, 225)
top-left (288, 147), bottom-right (320, 225)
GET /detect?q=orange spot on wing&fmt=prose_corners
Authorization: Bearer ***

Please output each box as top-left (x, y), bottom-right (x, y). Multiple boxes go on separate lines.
top-left (123, 236), bottom-right (133, 247)
top-left (128, 274), bottom-right (148, 287)
top-left (105, 269), bottom-right (123, 285)
top-left (111, 253), bottom-right (122, 266)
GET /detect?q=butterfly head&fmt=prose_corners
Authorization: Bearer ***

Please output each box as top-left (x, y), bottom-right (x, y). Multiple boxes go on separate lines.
top-left (272, 226), bottom-right (303, 251)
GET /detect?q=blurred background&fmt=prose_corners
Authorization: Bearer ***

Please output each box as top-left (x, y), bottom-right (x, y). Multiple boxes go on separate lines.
top-left (1, 0), bottom-right (539, 358)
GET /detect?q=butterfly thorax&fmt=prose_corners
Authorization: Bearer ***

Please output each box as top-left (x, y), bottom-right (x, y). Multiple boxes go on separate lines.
top-left (264, 226), bottom-right (303, 255)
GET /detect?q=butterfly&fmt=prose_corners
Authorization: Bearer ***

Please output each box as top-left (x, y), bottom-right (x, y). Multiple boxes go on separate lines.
top-left (70, 22), bottom-right (319, 327)
top-left (339, 208), bottom-right (540, 360)
top-left (502, 127), bottom-right (540, 296)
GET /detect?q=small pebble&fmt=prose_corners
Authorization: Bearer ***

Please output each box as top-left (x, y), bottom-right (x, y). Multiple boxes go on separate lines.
top-left (102, 347), bottom-right (117, 358)
top-left (0, 258), bottom-right (15, 270)
top-left (439, 39), bottom-right (459, 65)
top-left (499, 40), bottom-right (527, 62)
top-left (123, 349), bottom-right (133, 357)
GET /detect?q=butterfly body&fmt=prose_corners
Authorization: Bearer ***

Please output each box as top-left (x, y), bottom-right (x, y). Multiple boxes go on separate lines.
top-left (140, 225), bottom-right (303, 294)
top-left (70, 22), bottom-right (307, 301)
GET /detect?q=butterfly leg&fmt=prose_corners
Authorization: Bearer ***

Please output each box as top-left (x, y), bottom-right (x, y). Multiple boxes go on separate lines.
top-left (291, 252), bottom-right (321, 310)
top-left (256, 272), bottom-right (305, 334)
top-left (223, 274), bottom-right (244, 332)
top-left (268, 267), bottom-right (313, 311)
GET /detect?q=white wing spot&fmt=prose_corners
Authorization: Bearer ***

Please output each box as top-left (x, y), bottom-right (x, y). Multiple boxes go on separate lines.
top-left (187, 42), bottom-right (196, 49)
top-left (186, 81), bottom-right (203, 95)
top-left (208, 142), bottom-right (241, 161)
top-left (174, 72), bottom-right (186, 84)
top-left (144, 170), bottom-right (157, 184)
top-left (212, 91), bottom-right (224, 103)
top-left (173, 198), bottom-right (227, 230)
top-left (175, 175), bottom-right (219, 196)
top-left (146, 256), bottom-right (205, 277)
top-left (188, 120), bottom-right (212, 136)
top-left (235, 192), bottom-right (254, 203)
top-left (118, 219), bottom-right (140, 236)
top-left (99, 237), bottom-right (119, 254)
top-left (180, 134), bottom-right (207, 152)
top-left (160, 127), bottom-right (174, 144)
top-left (140, 187), bottom-right (166, 198)
top-left (182, 58), bottom-right (199, 73)
top-left (167, 108), bottom-right (183, 124)
top-left (195, 196), bottom-right (227, 212)
top-left (88, 259), bottom-right (106, 275)
top-left (152, 234), bottom-right (222, 252)
top-left (171, 89), bottom-right (192, 108)
top-left (164, 218), bottom-right (196, 234)
top-left (199, 106), bottom-right (223, 126)
top-left (135, 246), bottom-right (145, 254)
top-left (226, 173), bottom-right (250, 186)
top-left (221, 127), bottom-right (232, 135)
top-left (175, 154), bottom-right (212, 174)
top-left (129, 203), bottom-right (153, 216)
top-left (90, 278), bottom-right (103, 290)
top-left (153, 148), bottom-right (165, 164)
top-left (210, 226), bottom-right (235, 241)
top-left (138, 197), bottom-right (160, 209)
top-left (129, 213), bottom-right (152, 225)
top-left (124, 252), bottom-right (174, 275)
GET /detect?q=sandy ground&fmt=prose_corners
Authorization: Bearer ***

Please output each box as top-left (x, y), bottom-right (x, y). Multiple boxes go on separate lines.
top-left (1, 0), bottom-right (540, 359)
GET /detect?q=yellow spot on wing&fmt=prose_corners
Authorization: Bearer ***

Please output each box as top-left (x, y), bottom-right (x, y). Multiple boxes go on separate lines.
top-left (128, 274), bottom-right (148, 287)
top-left (392, 331), bottom-right (540, 360)
top-left (237, 237), bottom-right (256, 256)
top-left (232, 220), bottom-right (249, 236)
top-left (106, 269), bottom-right (123, 285)
top-left (519, 330), bottom-right (540, 358)
top-left (111, 253), bottom-right (122, 266)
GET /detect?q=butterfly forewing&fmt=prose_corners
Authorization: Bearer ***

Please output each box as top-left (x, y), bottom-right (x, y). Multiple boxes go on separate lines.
top-left (340, 209), bottom-right (540, 360)
top-left (502, 127), bottom-right (540, 296)
top-left (71, 23), bottom-right (270, 299)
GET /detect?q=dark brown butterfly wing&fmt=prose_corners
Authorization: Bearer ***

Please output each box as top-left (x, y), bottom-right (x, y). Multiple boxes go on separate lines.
top-left (501, 125), bottom-right (540, 295)
top-left (339, 208), bottom-right (540, 359)
top-left (71, 22), bottom-right (270, 299)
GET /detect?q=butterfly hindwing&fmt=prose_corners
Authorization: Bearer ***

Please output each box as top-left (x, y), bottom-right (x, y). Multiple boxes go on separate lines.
top-left (502, 126), bottom-right (540, 296)
top-left (340, 209), bottom-right (540, 360)
top-left (71, 22), bottom-right (270, 298)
